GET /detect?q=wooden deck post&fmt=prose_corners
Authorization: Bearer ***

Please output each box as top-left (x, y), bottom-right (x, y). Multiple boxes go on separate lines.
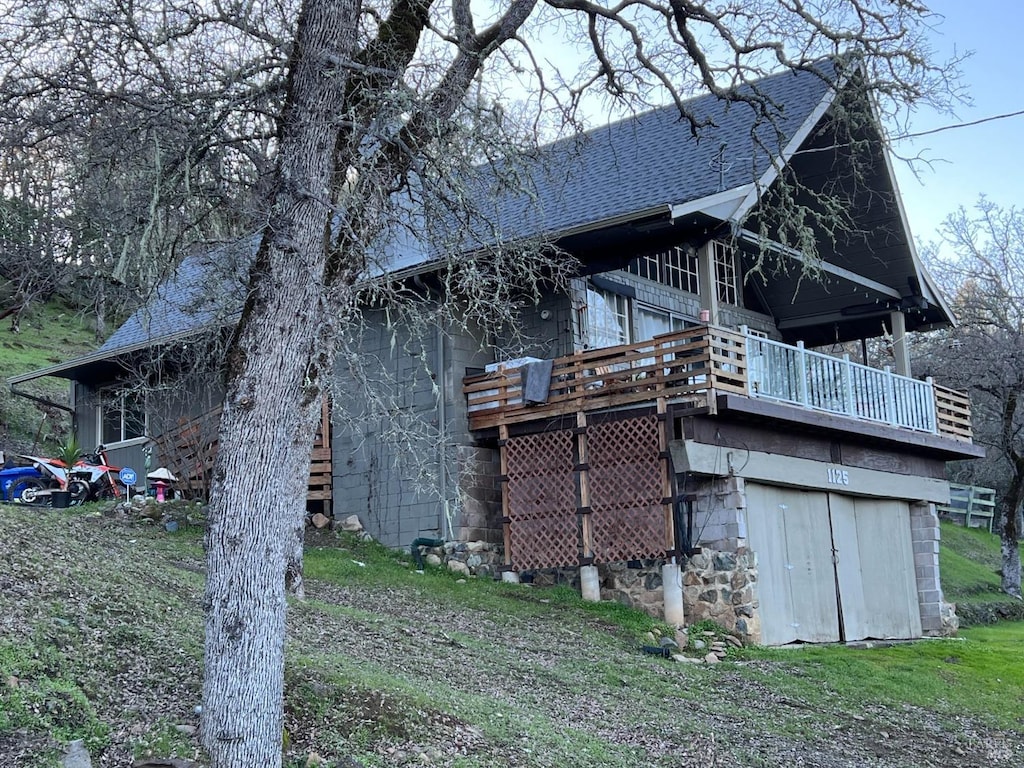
top-left (576, 411), bottom-right (593, 562)
top-left (499, 424), bottom-right (512, 567)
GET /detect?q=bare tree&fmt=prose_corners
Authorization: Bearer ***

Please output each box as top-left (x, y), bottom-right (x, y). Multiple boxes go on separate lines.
top-left (920, 199), bottom-right (1024, 599)
top-left (0, 1), bottom-right (964, 765)
top-left (201, 2), bottom-right (962, 765)
top-left (0, 1), bottom-right (286, 328)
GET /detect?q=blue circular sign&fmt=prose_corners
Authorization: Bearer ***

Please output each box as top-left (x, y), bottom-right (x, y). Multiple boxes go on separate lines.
top-left (119, 467), bottom-right (137, 486)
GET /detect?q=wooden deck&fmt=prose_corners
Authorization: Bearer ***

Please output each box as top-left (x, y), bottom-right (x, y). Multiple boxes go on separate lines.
top-left (463, 326), bottom-right (974, 442)
top-left (153, 398), bottom-right (332, 508)
top-left (466, 326), bottom-right (746, 429)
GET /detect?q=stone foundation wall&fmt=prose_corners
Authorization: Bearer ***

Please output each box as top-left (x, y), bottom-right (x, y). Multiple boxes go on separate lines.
top-left (599, 560), bottom-right (666, 616)
top-left (681, 549), bottom-right (760, 644)
top-left (517, 560), bottom-right (668, 618)
top-left (418, 540), bottom-right (505, 578)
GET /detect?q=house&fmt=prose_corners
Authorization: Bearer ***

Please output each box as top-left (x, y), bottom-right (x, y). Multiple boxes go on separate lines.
top-left (8, 59), bottom-right (983, 645)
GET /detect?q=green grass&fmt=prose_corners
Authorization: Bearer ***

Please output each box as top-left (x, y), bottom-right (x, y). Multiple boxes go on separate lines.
top-left (939, 521), bottom-right (1024, 624)
top-left (3, 505), bottom-right (1023, 766)
top-left (304, 534), bottom-right (671, 637)
top-left (0, 636), bottom-right (111, 755)
top-left (739, 625), bottom-right (1024, 731)
top-left (0, 296), bottom-right (98, 452)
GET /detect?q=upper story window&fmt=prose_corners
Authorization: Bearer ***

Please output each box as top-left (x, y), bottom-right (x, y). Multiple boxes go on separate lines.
top-left (627, 242), bottom-right (741, 306)
top-left (585, 288), bottom-right (630, 348)
top-left (627, 246), bottom-right (700, 294)
top-left (713, 240), bottom-right (741, 306)
top-left (99, 389), bottom-right (147, 446)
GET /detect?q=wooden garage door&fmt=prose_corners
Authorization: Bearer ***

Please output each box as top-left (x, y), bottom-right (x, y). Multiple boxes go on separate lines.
top-left (746, 484), bottom-right (921, 645)
top-left (745, 485), bottom-right (840, 645)
top-left (829, 495), bottom-right (922, 641)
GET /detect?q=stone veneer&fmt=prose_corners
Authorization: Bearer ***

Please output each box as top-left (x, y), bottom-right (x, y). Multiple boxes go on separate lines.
top-left (680, 549), bottom-right (761, 644)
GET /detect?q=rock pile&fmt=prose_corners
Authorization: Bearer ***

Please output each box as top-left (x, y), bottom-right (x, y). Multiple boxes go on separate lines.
top-left (644, 625), bottom-right (744, 665)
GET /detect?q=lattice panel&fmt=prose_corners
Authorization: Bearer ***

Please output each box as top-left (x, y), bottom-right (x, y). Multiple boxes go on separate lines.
top-left (587, 415), bottom-right (667, 562)
top-left (504, 431), bottom-right (579, 569)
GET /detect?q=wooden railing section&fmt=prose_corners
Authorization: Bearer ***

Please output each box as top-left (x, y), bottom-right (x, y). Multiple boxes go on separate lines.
top-left (464, 326), bottom-right (747, 430)
top-left (153, 398), bottom-right (332, 509)
top-left (933, 384), bottom-right (974, 443)
top-left (464, 325), bottom-right (974, 442)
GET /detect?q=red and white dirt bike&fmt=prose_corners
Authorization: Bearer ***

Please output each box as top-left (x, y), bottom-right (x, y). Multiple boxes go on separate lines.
top-left (18, 446), bottom-right (124, 506)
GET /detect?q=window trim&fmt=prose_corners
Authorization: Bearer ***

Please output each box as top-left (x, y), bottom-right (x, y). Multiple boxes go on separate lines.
top-left (96, 389), bottom-right (148, 448)
top-left (712, 240), bottom-right (741, 306)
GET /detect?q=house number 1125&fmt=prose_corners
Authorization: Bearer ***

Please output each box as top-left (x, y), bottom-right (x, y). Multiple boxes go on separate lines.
top-left (827, 467), bottom-right (849, 485)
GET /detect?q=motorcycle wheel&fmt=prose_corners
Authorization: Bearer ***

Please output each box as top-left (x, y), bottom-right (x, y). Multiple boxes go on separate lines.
top-left (15, 477), bottom-right (50, 506)
top-left (68, 480), bottom-right (91, 506)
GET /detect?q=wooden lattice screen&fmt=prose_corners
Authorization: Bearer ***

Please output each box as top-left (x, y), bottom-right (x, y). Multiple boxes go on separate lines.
top-left (587, 415), bottom-right (667, 562)
top-left (504, 430), bottom-right (579, 569)
top-left (501, 413), bottom-right (671, 570)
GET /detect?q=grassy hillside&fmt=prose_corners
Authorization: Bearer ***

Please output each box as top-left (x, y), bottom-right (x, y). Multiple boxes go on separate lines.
top-left (0, 298), bottom-right (97, 453)
top-left (1, 504), bottom-right (1022, 768)
top-left (940, 521), bottom-right (1024, 625)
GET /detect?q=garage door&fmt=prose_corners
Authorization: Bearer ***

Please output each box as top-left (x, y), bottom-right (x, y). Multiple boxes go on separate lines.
top-left (745, 484), bottom-right (921, 645)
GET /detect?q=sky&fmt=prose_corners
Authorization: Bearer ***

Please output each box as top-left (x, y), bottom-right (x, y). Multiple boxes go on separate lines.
top-left (891, 0), bottom-right (1024, 246)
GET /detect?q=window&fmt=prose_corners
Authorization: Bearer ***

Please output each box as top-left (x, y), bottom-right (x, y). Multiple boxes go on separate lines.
top-left (627, 246), bottom-right (699, 294)
top-left (663, 246), bottom-right (700, 294)
top-left (585, 288), bottom-right (630, 348)
top-left (713, 240), bottom-right (741, 306)
top-left (636, 306), bottom-right (689, 340)
top-left (99, 390), bottom-right (146, 445)
top-left (630, 252), bottom-right (661, 283)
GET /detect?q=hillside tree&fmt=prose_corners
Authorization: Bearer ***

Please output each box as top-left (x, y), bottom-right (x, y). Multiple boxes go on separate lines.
top-left (921, 199), bottom-right (1024, 599)
top-left (0, 1), bottom-right (963, 766)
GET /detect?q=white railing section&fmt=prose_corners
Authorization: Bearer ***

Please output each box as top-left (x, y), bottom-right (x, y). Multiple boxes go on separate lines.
top-left (744, 330), bottom-right (938, 433)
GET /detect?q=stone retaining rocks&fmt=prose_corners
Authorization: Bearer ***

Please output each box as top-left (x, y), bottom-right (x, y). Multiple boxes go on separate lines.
top-left (681, 549), bottom-right (761, 645)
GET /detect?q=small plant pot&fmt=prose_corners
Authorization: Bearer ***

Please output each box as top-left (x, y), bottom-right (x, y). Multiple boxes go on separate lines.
top-left (51, 490), bottom-right (71, 509)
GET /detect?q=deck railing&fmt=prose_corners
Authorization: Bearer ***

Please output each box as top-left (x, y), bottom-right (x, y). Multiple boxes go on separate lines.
top-left (745, 333), bottom-right (937, 433)
top-left (465, 326), bottom-right (746, 429)
top-left (464, 325), bottom-right (973, 441)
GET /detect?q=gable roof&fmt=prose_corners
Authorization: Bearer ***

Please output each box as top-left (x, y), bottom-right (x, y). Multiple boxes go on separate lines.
top-left (11, 59), bottom-right (945, 383)
top-left (476, 60), bottom-right (837, 242)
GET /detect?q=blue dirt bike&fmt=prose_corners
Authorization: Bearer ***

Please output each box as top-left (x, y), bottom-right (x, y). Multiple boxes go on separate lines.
top-left (0, 463), bottom-right (48, 504)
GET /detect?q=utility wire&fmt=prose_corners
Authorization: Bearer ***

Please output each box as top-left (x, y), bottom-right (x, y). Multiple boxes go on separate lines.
top-left (891, 109), bottom-right (1024, 141)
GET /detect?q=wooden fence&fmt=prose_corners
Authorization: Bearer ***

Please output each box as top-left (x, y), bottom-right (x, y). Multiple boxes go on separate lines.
top-left (937, 483), bottom-right (996, 532)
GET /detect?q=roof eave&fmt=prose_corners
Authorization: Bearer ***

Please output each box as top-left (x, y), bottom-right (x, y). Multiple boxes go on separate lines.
top-left (5, 326), bottom-right (219, 386)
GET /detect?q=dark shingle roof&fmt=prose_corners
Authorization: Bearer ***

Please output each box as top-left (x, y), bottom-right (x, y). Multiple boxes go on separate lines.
top-left (484, 60), bottom-right (835, 238)
top-left (96, 237), bottom-right (253, 355)
top-left (18, 62), bottom-right (838, 380)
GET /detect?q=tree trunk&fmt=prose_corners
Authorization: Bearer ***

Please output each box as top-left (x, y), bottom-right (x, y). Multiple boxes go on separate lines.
top-left (201, 0), bottom-right (359, 765)
top-left (1000, 484), bottom-right (1022, 598)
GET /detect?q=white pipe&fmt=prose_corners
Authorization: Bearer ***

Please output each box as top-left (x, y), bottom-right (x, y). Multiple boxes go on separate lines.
top-left (580, 565), bottom-right (601, 602)
top-left (663, 563), bottom-right (685, 626)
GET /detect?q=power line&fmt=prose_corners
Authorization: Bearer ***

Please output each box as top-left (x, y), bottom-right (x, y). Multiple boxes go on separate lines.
top-left (892, 109), bottom-right (1024, 141)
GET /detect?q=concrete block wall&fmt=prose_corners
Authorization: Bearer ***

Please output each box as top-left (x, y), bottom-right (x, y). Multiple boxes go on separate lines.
top-left (910, 501), bottom-right (958, 636)
top-left (685, 475), bottom-right (748, 553)
top-left (331, 308), bottom-right (450, 549)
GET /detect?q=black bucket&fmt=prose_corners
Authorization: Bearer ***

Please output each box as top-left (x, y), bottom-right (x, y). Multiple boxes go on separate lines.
top-left (51, 490), bottom-right (71, 509)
